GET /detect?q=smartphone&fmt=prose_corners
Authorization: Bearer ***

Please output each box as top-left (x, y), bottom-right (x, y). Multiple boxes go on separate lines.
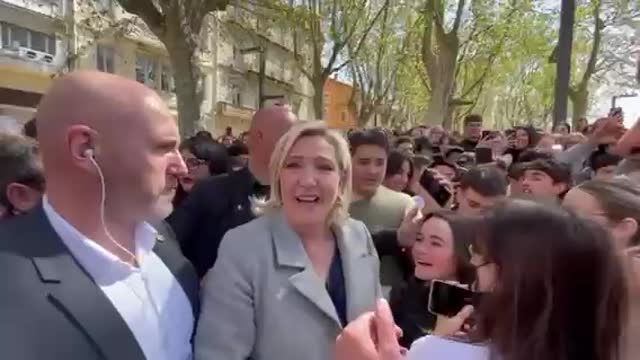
top-left (504, 129), bottom-right (515, 137)
top-left (419, 170), bottom-right (452, 206)
top-left (475, 147), bottom-right (493, 164)
top-left (428, 280), bottom-right (477, 317)
top-left (481, 130), bottom-right (491, 139)
top-left (609, 107), bottom-right (623, 118)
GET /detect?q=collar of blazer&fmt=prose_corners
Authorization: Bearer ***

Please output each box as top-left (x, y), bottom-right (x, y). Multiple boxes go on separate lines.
top-left (268, 210), bottom-right (375, 327)
top-left (25, 206), bottom-right (197, 360)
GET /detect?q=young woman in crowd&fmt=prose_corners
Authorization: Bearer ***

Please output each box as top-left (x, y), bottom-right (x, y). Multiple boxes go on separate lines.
top-left (563, 178), bottom-right (640, 250)
top-left (427, 126), bottom-right (449, 147)
top-left (563, 178), bottom-right (640, 358)
top-left (553, 122), bottom-right (571, 135)
top-left (384, 150), bottom-right (414, 193)
top-left (173, 136), bottom-right (230, 207)
top-left (195, 121), bottom-right (381, 360)
top-left (504, 126), bottom-right (538, 162)
top-left (406, 199), bottom-right (628, 360)
top-left (389, 211), bottom-right (475, 348)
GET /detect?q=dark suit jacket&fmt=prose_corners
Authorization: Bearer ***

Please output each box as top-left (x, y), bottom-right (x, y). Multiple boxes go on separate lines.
top-left (0, 206), bottom-right (199, 360)
top-left (167, 167), bottom-right (263, 277)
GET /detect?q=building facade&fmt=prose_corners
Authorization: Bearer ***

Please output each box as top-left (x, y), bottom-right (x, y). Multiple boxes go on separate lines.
top-left (0, 0), bottom-right (67, 124)
top-left (0, 0), bottom-right (313, 134)
top-left (212, 3), bottom-right (314, 135)
top-left (70, 0), bottom-right (218, 131)
top-left (323, 77), bottom-right (356, 130)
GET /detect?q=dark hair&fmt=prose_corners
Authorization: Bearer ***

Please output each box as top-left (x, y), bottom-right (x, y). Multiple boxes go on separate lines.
top-left (464, 114), bottom-right (483, 126)
top-left (576, 179), bottom-right (640, 247)
top-left (473, 199), bottom-right (627, 360)
top-left (509, 149), bottom-right (554, 179)
top-left (444, 146), bottom-right (464, 158)
top-left (0, 134), bottom-right (44, 208)
top-left (227, 141), bottom-right (249, 157)
top-left (348, 129), bottom-right (389, 154)
top-left (517, 148), bottom-right (554, 163)
top-left (414, 136), bottom-right (433, 154)
top-left (429, 155), bottom-right (458, 174)
top-left (195, 130), bottom-right (214, 140)
top-left (514, 125), bottom-right (539, 148)
top-left (422, 210), bottom-right (476, 285)
top-left (385, 150), bottom-right (414, 180)
top-left (183, 137), bottom-right (230, 176)
top-left (590, 152), bottom-right (622, 172)
top-left (518, 158), bottom-right (572, 185)
top-left (395, 136), bottom-right (414, 147)
top-left (23, 118), bottom-right (37, 139)
top-left (459, 166), bottom-right (507, 197)
top-left (555, 122), bottom-right (571, 133)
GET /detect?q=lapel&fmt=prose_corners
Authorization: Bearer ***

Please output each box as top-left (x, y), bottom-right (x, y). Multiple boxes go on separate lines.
top-left (270, 212), bottom-right (342, 328)
top-left (27, 206), bottom-right (145, 360)
top-left (334, 221), bottom-right (374, 322)
top-left (151, 221), bottom-right (199, 318)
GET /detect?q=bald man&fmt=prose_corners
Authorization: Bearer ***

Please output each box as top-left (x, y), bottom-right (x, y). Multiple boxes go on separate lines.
top-left (0, 71), bottom-right (199, 360)
top-left (167, 106), bottom-right (295, 277)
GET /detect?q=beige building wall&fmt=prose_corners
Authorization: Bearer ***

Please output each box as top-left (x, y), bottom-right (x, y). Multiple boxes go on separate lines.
top-left (0, 0), bottom-right (312, 134)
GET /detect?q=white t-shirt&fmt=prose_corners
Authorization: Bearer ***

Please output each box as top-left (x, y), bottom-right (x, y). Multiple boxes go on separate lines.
top-left (406, 335), bottom-right (490, 360)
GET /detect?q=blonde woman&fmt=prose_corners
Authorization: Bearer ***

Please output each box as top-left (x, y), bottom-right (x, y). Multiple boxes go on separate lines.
top-left (195, 121), bottom-right (382, 360)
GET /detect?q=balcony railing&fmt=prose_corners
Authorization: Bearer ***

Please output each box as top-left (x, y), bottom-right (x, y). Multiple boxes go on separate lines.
top-left (1, 0), bottom-right (63, 18)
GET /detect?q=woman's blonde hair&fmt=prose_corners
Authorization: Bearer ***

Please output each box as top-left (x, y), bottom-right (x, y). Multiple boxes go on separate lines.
top-left (253, 121), bottom-right (352, 225)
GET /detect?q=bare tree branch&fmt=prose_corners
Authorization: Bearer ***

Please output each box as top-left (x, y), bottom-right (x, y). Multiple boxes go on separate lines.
top-left (116, 0), bottom-right (166, 37)
top-left (451, 0), bottom-right (466, 35)
top-left (329, 0), bottom-right (390, 73)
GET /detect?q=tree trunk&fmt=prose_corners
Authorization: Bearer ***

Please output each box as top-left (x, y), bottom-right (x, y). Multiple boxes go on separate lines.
top-left (425, 44), bottom-right (457, 128)
top-left (163, 19), bottom-right (203, 137)
top-left (570, 86), bottom-right (589, 127)
top-left (312, 75), bottom-right (325, 121)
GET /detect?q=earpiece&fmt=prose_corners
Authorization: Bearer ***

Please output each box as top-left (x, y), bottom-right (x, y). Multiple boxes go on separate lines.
top-left (83, 148), bottom-right (94, 159)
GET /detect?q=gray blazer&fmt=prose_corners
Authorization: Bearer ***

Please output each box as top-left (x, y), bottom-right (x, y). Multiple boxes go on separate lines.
top-left (195, 210), bottom-right (382, 360)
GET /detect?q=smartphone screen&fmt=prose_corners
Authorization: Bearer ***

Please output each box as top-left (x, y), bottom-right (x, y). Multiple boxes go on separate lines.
top-left (419, 171), bottom-right (452, 206)
top-left (475, 148), bottom-right (493, 164)
top-left (428, 280), bottom-right (477, 317)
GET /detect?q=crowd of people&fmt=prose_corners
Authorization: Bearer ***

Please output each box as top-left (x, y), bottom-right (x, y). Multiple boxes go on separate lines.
top-left (1, 70), bottom-right (640, 360)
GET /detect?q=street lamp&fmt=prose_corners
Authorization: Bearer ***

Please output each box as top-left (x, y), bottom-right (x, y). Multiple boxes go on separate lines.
top-left (611, 92), bottom-right (638, 109)
top-left (239, 46), bottom-right (265, 109)
top-left (240, 46), bottom-right (286, 109)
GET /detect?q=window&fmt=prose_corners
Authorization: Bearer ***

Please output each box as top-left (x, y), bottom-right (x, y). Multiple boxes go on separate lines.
top-left (135, 53), bottom-right (157, 88)
top-left (30, 32), bottom-right (46, 52)
top-left (11, 26), bottom-right (28, 48)
top-left (97, 45), bottom-right (115, 73)
top-left (0, 22), bottom-right (56, 55)
top-left (232, 45), bottom-right (239, 61)
top-left (160, 65), bottom-right (175, 93)
top-left (1, 24), bottom-right (8, 48)
top-left (231, 85), bottom-right (242, 106)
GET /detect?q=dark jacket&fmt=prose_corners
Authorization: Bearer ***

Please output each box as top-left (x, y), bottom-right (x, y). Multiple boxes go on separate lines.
top-left (370, 229), bottom-right (414, 281)
top-left (0, 206), bottom-right (199, 360)
top-left (389, 277), bottom-right (436, 348)
top-left (460, 139), bottom-right (478, 152)
top-left (167, 167), bottom-right (267, 277)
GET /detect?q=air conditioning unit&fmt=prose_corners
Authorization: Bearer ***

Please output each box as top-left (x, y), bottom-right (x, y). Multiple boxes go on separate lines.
top-left (18, 47), bottom-right (54, 64)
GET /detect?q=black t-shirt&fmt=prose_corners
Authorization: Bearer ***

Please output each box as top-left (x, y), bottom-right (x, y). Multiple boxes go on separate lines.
top-left (460, 139), bottom-right (478, 152)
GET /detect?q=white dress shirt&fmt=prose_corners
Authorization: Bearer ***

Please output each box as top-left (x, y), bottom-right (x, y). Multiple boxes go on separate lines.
top-left (407, 335), bottom-right (490, 360)
top-left (42, 197), bottom-right (194, 360)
